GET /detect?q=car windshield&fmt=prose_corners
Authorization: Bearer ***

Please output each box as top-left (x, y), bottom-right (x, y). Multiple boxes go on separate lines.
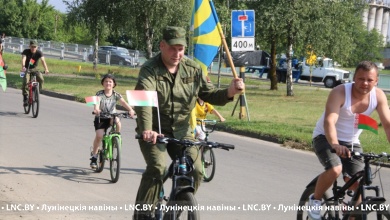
top-left (99, 47), bottom-right (131, 56)
top-left (322, 59), bottom-right (333, 68)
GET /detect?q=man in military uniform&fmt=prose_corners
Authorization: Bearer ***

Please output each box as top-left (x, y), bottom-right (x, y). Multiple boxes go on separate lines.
top-left (133, 26), bottom-right (245, 219)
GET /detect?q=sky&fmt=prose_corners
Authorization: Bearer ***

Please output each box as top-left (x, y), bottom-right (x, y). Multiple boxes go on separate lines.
top-left (38, 0), bottom-right (68, 13)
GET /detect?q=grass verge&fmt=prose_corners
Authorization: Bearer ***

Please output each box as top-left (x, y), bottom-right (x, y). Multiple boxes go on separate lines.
top-left (3, 52), bottom-right (390, 154)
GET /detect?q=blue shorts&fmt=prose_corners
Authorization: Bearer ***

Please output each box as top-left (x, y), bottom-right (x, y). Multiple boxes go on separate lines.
top-left (312, 135), bottom-right (364, 177)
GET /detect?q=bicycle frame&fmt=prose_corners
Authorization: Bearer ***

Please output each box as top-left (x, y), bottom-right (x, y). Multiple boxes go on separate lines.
top-left (166, 147), bottom-right (195, 195)
top-left (133, 135), bottom-right (232, 220)
top-left (333, 156), bottom-right (385, 219)
top-left (154, 138), bottom-right (196, 220)
top-left (305, 152), bottom-right (388, 220)
top-left (196, 119), bottom-right (217, 141)
top-left (21, 70), bottom-right (39, 104)
top-left (28, 74), bottom-right (39, 104)
top-left (102, 133), bottom-right (121, 160)
top-left (101, 116), bottom-right (122, 160)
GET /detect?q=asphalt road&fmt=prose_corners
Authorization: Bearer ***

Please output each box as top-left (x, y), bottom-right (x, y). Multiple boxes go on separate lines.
top-left (1, 88), bottom-right (390, 220)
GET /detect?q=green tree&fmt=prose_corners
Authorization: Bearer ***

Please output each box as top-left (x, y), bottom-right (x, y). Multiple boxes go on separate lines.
top-left (247, 0), bottom-right (290, 91)
top-left (0, 0), bottom-right (23, 37)
top-left (0, 0), bottom-right (61, 40)
top-left (126, 0), bottom-right (192, 58)
top-left (65, 0), bottom-right (192, 58)
top-left (348, 27), bottom-right (384, 66)
top-left (247, 0), bottom-right (379, 94)
top-left (19, 0), bottom-right (54, 39)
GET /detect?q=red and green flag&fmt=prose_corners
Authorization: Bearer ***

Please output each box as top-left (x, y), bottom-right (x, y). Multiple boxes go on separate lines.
top-left (85, 96), bottom-right (100, 106)
top-left (354, 114), bottom-right (378, 134)
top-left (127, 90), bottom-right (161, 133)
top-left (126, 90), bottom-right (158, 107)
top-left (29, 59), bottom-right (35, 67)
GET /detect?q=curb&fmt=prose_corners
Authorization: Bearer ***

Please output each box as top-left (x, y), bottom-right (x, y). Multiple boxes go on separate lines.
top-left (41, 90), bottom-right (76, 101)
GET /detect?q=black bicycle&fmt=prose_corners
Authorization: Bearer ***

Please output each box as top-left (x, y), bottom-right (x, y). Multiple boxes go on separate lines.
top-left (196, 119), bottom-right (234, 182)
top-left (93, 112), bottom-right (129, 183)
top-left (136, 135), bottom-right (234, 220)
top-left (297, 151), bottom-right (390, 220)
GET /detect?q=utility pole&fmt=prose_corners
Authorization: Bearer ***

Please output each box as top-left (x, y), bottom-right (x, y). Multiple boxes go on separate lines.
top-left (54, 14), bottom-right (59, 35)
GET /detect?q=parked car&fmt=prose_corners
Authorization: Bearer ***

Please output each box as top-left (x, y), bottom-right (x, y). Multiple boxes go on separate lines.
top-left (88, 46), bottom-right (138, 67)
top-left (272, 57), bottom-right (350, 88)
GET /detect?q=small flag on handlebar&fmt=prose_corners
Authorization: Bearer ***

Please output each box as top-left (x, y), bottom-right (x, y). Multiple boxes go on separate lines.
top-left (354, 114), bottom-right (378, 135)
top-left (85, 96), bottom-right (100, 106)
top-left (126, 90), bottom-right (158, 107)
top-left (127, 90), bottom-right (161, 134)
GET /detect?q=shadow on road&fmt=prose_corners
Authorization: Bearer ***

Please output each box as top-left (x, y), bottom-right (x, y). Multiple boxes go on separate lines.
top-left (0, 111), bottom-right (31, 118)
top-left (0, 165), bottom-right (145, 184)
top-left (0, 165), bottom-right (105, 184)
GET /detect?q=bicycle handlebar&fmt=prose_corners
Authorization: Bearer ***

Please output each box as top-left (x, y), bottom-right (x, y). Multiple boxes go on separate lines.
top-left (331, 149), bottom-right (390, 161)
top-left (92, 112), bottom-right (130, 119)
top-left (196, 119), bottom-right (218, 133)
top-left (205, 141), bottom-right (235, 151)
top-left (135, 134), bottom-right (235, 150)
top-left (197, 119), bottom-right (218, 124)
top-left (353, 151), bottom-right (390, 160)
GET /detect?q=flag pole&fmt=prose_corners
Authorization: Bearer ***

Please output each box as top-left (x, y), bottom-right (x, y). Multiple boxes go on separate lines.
top-left (157, 106), bottom-right (161, 134)
top-left (352, 114), bottom-right (356, 152)
top-left (216, 23), bottom-right (238, 79)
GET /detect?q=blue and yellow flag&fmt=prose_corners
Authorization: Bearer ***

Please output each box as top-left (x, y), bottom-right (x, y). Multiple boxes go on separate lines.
top-left (190, 0), bottom-right (222, 75)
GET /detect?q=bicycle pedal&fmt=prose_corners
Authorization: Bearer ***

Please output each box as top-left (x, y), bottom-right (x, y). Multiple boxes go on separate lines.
top-left (163, 196), bottom-right (169, 202)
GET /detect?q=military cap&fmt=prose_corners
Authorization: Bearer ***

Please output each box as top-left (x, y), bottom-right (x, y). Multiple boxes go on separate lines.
top-left (163, 26), bottom-right (187, 46)
top-left (30, 40), bottom-right (38, 47)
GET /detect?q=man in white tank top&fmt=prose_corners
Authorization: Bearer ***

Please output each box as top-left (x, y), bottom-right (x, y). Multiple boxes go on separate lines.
top-left (307, 61), bottom-right (390, 220)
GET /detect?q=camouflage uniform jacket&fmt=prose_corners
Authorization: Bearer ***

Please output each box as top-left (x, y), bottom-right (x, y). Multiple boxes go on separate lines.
top-left (134, 53), bottom-right (232, 139)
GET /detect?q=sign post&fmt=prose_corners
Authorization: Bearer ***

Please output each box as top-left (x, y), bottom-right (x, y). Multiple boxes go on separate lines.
top-left (231, 10), bottom-right (255, 120)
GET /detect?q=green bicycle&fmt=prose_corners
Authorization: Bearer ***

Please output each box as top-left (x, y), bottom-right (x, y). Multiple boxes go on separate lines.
top-left (93, 112), bottom-right (129, 183)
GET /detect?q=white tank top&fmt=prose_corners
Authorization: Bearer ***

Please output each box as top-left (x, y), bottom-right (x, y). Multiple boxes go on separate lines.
top-left (312, 83), bottom-right (377, 144)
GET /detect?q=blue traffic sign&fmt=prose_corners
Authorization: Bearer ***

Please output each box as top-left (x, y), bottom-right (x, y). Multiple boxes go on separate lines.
top-left (231, 10), bottom-right (255, 37)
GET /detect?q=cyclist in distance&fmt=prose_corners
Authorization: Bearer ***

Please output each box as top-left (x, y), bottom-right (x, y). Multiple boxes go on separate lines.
top-left (192, 97), bottom-right (226, 140)
top-left (21, 40), bottom-right (49, 106)
top-left (307, 61), bottom-right (390, 220)
top-left (132, 26), bottom-right (245, 220)
top-left (0, 33), bottom-right (5, 54)
top-left (90, 74), bottom-right (135, 169)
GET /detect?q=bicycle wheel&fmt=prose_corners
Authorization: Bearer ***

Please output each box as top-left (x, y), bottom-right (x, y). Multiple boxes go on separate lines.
top-left (368, 210), bottom-right (390, 219)
top-left (296, 185), bottom-right (334, 220)
top-left (24, 95), bottom-right (31, 114)
top-left (110, 136), bottom-right (121, 183)
top-left (202, 147), bottom-right (215, 182)
top-left (31, 86), bottom-right (39, 118)
top-left (164, 191), bottom-right (199, 220)
top-left (350, 208), bottom-right (390, 220)
top-left (95, 142), bottom-right (105, 173)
